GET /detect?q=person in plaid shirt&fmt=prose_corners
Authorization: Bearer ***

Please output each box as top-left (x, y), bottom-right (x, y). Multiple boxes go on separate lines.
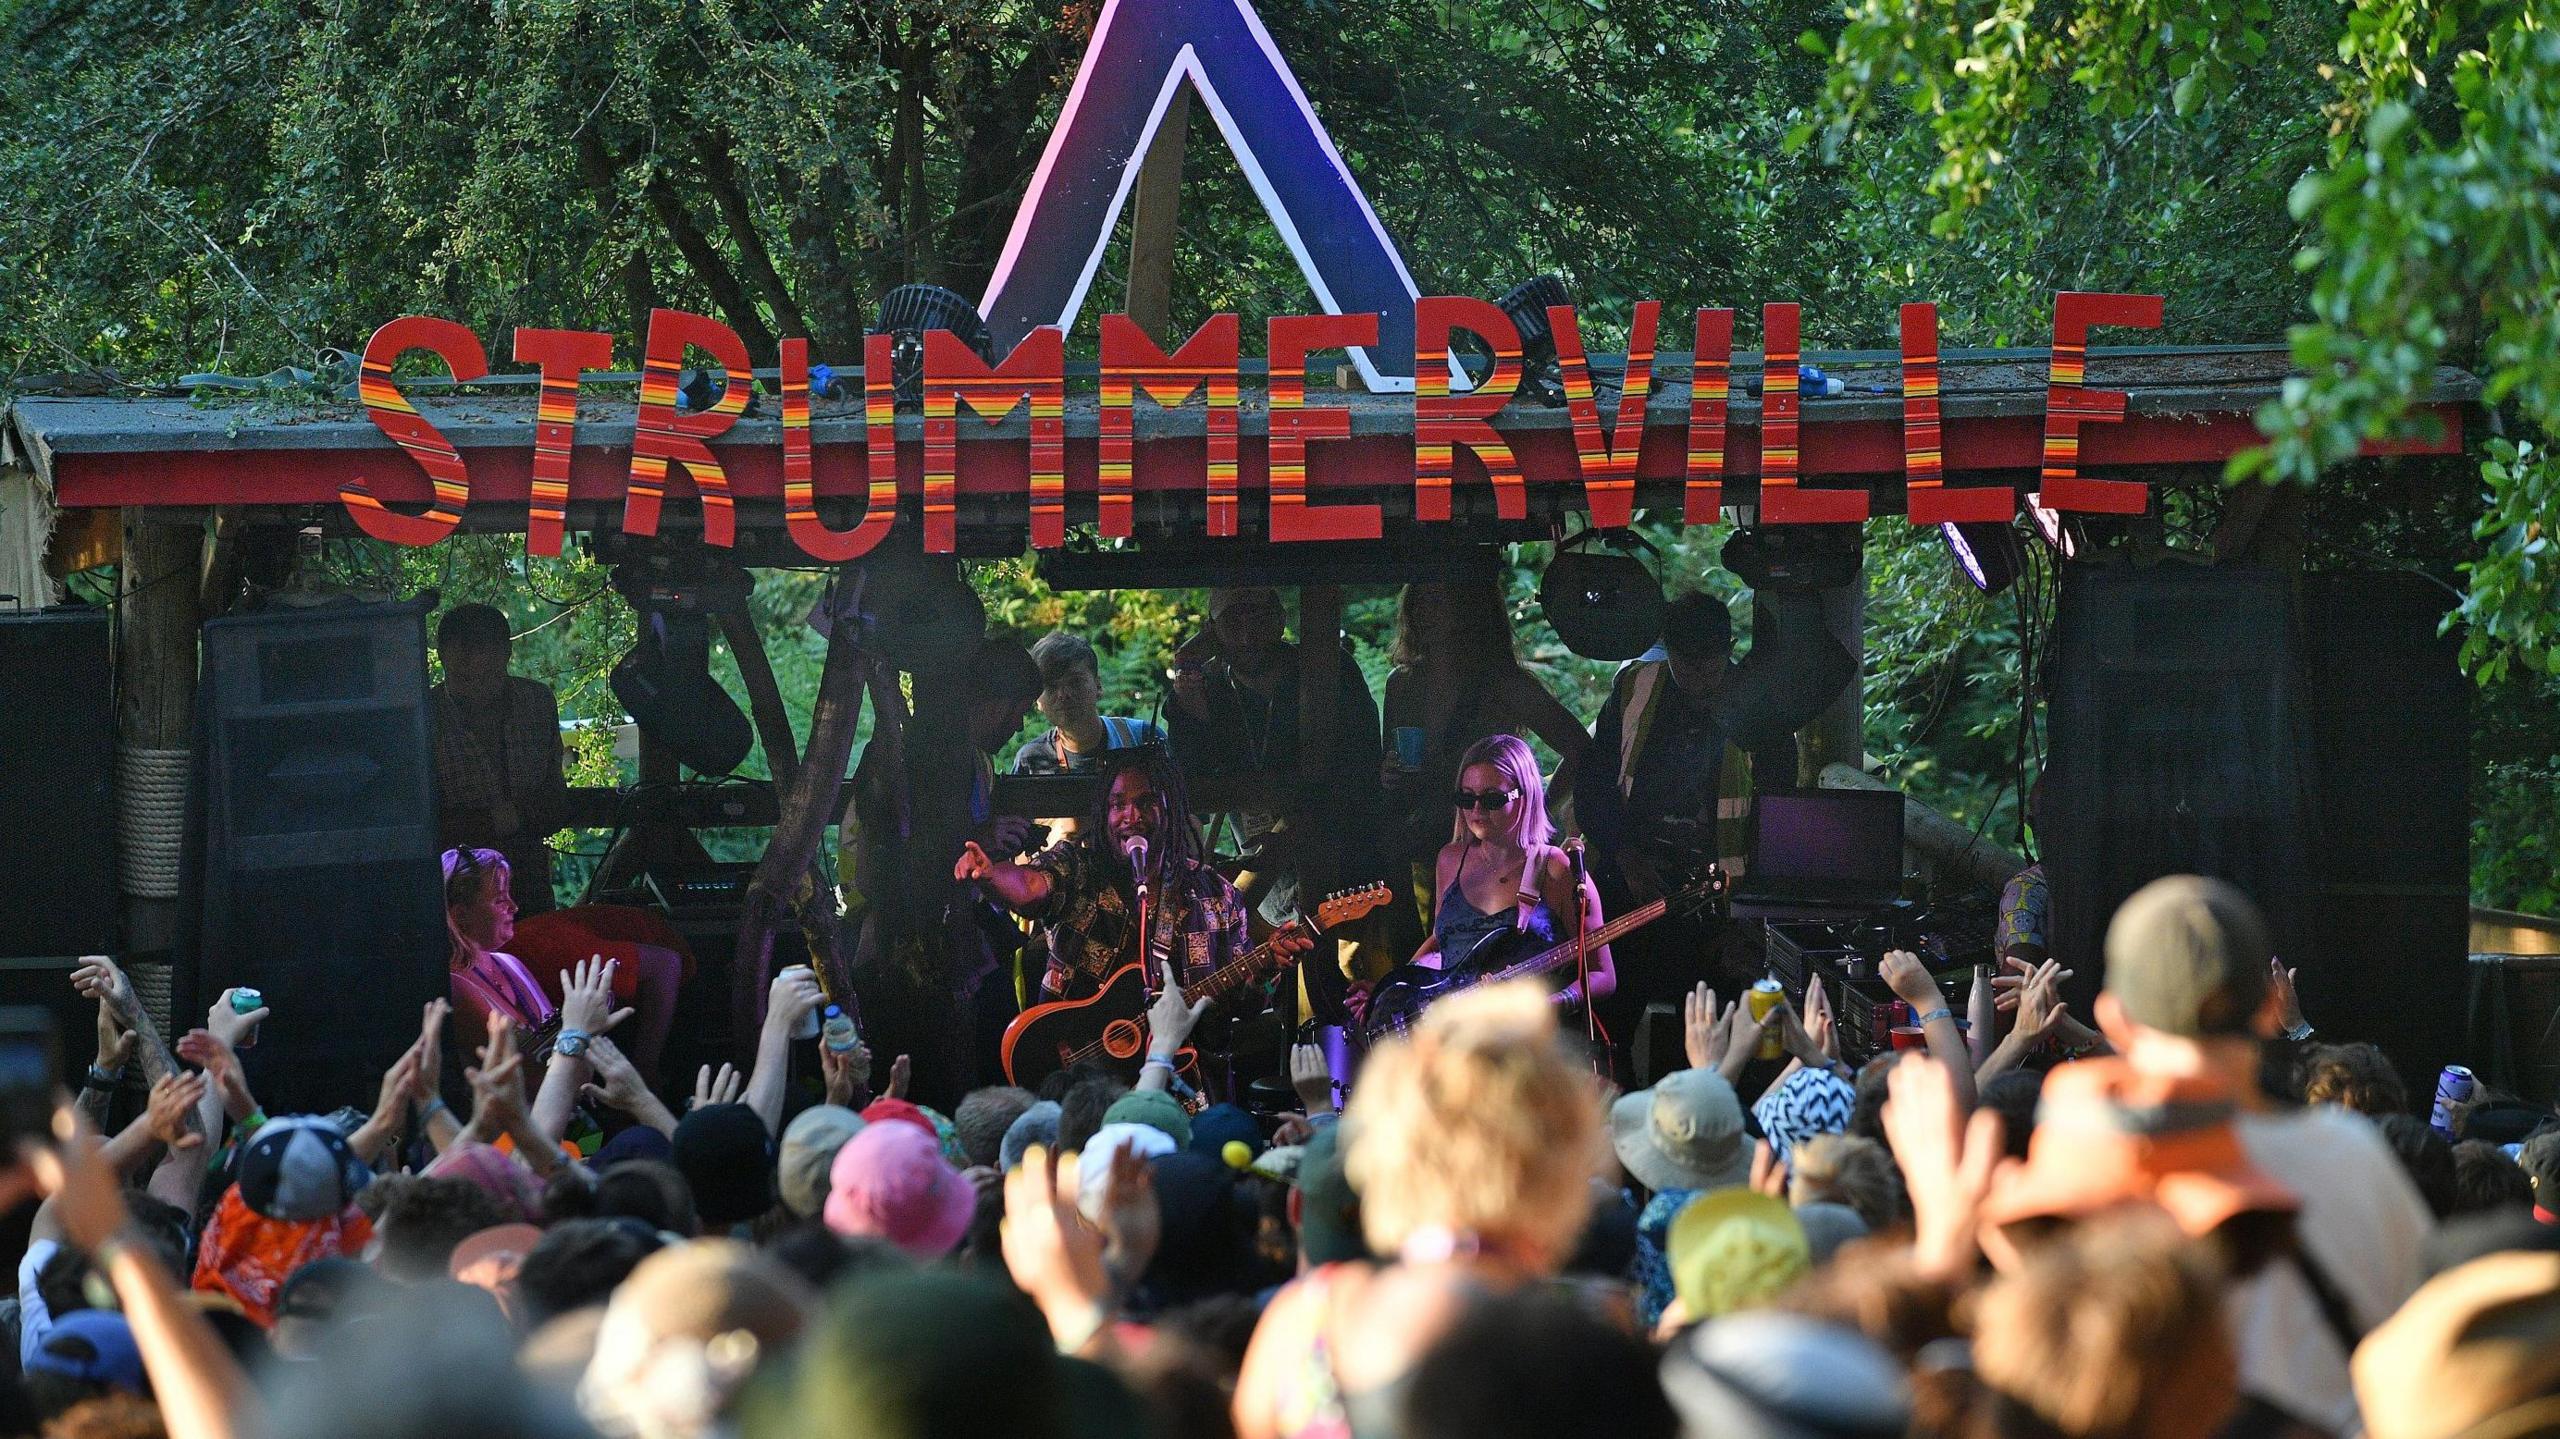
top-left (954, 747), bottom-right (1305, 1001)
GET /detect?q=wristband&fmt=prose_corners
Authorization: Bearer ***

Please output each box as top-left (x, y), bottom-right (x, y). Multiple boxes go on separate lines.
top-left (1916, 1007), bottom-right (1954, 1027)
top-left (1141, 1056), bottom-right (1177, 1075)
top-left (420, 1096), bottom-right (451, 1123)
top-left (83, 1066), bottom-right (126, 1091)
top-left (2282, 1021), bottom-right (2315, 1044)
top-left (239, 1109), bottom-right (267, 1137)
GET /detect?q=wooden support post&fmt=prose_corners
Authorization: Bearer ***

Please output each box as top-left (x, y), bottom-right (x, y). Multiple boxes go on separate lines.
top-left (1796, 559), bottom-right (1867, 785)
top-left (1125, 94), bottom-right (1190, 344)
top-left (117, 512), bottom-right (202, 962)
top-left (735, 584), bottom-right (869, 1041)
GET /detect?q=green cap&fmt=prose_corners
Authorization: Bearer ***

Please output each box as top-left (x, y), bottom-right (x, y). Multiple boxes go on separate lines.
top-left (1102, 1090), bottom-right (1193, 1148)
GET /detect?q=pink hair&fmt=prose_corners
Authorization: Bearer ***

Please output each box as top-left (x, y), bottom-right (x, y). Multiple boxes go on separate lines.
top-left (1449, 733), bottom-right (1552, 848)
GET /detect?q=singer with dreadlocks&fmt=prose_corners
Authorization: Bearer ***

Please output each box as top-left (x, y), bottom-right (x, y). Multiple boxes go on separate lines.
top-left (955, 747), bottom-right (1308, 1006)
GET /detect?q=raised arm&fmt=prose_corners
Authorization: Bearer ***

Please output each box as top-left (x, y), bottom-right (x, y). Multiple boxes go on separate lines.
top-left (744, 966), bottom-right (824, 1135)
top-left (536, 956), bottom-right (634, 1142)
top-left (71, 958), bottom-right (179, 1087)
top-left (76, 999), bottom-right (137, 1134)
top-left (953, 841), bottom-right (1057, 914)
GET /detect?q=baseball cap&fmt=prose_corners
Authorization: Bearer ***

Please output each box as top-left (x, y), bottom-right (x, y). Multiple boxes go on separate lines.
top-left (1662, 1311), bottom-right (1909, 1439)
top-left (2103, 875), bottom-right (2272, 1038)
top-left (237, 1116), bottom-right (372, 1221)
top-left (1104, 1091), bottom-right (1194, 1148)
top-left (29, 1309), bottom-right (146, 1393)
top-left (779, 1106), bottom-right (866, 1219)
top-left (825, 1119), bottom-right (978, 1259)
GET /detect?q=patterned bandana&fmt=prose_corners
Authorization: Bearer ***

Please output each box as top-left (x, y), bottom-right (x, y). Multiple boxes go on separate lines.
top-left (1752, 1066), bottom-right (1857, 1165)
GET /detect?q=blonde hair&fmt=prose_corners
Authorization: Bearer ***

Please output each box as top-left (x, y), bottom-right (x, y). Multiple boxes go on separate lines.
top-left (1788, 1135), bottom-right (1907, 1233)
top-left (1341, 982), bottom-right (1603, 1268)
top-left (1450, 733), bottom-right (1552, 848)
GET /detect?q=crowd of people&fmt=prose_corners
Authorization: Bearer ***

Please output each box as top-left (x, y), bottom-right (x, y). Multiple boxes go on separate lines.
top-left (6, 866), bottom-right (2558, 1439)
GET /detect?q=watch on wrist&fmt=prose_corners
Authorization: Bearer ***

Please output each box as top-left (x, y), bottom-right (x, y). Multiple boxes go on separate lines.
top-left (554, 1029), bottom-right (590, 1059)
top-left (2282, 1020), bottom-right (2315, 1043)
top-left (83, 1066), bottom-right (126, 1091)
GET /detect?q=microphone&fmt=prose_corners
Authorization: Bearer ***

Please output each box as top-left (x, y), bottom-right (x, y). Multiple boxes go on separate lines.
top-left (1123, 835), bottom-right (1150, 893)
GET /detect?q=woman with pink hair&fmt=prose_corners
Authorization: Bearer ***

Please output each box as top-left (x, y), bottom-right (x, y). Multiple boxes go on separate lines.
top-left (1360, 734), bottom-right (1614, 1024)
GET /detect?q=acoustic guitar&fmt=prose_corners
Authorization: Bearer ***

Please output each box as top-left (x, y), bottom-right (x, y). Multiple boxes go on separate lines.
top-left (1358, 868), bottom-right (1728, 1044)
top-left (1001, 883), bottom-right (1394, 1091)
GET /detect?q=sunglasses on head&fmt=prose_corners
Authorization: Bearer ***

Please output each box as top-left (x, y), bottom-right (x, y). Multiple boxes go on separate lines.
top-left (1452, 788), bottom-right (1520, 813)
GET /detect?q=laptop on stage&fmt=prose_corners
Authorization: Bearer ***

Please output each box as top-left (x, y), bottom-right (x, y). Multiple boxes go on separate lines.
top-left (1726, 789), bottom-right (1907, 920)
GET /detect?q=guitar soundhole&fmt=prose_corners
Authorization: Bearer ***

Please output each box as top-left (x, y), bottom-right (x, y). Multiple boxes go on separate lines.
top-left (1101, 1020), bottom-right (1145, 1060)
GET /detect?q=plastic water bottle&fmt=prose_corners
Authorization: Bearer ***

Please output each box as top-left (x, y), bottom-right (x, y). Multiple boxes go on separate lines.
top-left (822, 1005), bottom-right (859, 1054)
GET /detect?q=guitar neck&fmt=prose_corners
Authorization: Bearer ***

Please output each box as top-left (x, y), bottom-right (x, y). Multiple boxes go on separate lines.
top-left (1185, 916), bottom-right (1323, 1007)
top-left (1482, 896), bottom-right (1670, 987)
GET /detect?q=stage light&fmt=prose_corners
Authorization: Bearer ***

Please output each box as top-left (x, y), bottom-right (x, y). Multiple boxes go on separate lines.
top-left (1494, 274), bottom-right (1573, 406)
top-left (872, 284), bottom-right (995, 411)
top-left (1940, 520), bottom-right (2019, 594)
top-left (2025, 491), bottom-right (2079, 559)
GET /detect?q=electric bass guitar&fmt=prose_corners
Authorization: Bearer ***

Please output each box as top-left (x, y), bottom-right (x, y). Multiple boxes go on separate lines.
top-left (1358, 868), bottom-right (1728, 1043)
top-left (1001, 882), bottom-right (1395, 1091)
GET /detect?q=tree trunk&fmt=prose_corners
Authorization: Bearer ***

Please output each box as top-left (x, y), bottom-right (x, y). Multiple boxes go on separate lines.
top-left (733, 572), bottom-right (869, 1041)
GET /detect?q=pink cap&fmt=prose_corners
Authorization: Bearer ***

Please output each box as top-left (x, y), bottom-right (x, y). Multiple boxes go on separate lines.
top-left (823, 1121), bottom-right (978, 1259)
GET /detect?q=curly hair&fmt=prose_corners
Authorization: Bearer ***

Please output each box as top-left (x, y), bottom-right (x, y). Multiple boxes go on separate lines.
top-left (1788, 1134), bottom-right (1907, 1233)
top-left (2297, 1042), bottom-right (2410, 1118)
top-left (1341, 982), bottom-right (1603, 1270)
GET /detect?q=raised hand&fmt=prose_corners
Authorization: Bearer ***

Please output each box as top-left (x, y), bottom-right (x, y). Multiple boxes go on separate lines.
top-left (821, 1040), bottom-right (871, 1109)
top-left (1804, 975), bottom-right (1839, 1061)
top-left (208, 988), bottom-right (268, 1049)
top-left (885, 1053), bottom-right (912, 1101)
top-left (371, 1045), bottom-right (422, 1133)
top-left (557, 955), bottom-right (634, 1040)
top-left (411, 1000), bottom-right (449, 1103)
top-left (1880, 949), bottom-right (1941, 1012)
top-left (1002, 1145), bottom-right (1111, 1347)
top-left (145, 1073), bottom-right (207, 1152)
top-left (71, 957), bottom-right (138, 1024)
top-left (691, 1062), bottom-right (744, 1112)
top-left (1881, 1054), bottom-right (2005, 1282)
top-left (1683, 983), bottom-right (1727, 1070)
top-left (1992, 955), bottom-right (2075, 1013)
top-left (1289, 1042), bottom-right (1336, 1116)
top-left (2269, 955), bottom-right (2306, 1034)
top-left (465, 1011), bottom-right (530, 1138)
top-left (175, 1029), bottom-right (256, 1123)
top-left (1750, 1137), bottom-right (1787, 1197)
top-left (93, 1002), bottom-right (135, 1076)
top-left (1090, 1139), bottom-right (1162, 1292)
top-left (1144, 952), bottom-right (1211, 1064)
top-left (954, 841), bottom-right (996, 883)
top-left (763, 966), bottom-right (824, 1039)
top-left (581, 1036), bottom-right (678, 1137)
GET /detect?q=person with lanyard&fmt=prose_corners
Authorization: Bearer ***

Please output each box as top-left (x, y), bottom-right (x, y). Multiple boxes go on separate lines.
top-left (1352, 734), bottom-right (1615, 1026)
top-left (954, 745), bottom-right (1307, 1006)
top-left (1576, 589), bottom-right (1850, 1019)
top-left (1012, 631), bottom-right (1164, 777)
top-left (431, 604), bottom-right (570, 916)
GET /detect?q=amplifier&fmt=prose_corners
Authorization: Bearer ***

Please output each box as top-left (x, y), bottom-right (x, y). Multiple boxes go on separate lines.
top-left (1763, 897), bottom-right (1998, 1066)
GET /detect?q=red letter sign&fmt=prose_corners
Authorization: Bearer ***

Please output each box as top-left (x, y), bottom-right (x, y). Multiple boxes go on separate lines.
top-left (1685, 309), bottom-right (1734, 524)
top-left (778, 338), bottom-right (894, 562)
top-left (628, 309), bottom-right (751, 546)
top-left (1756, 303), bottom-right (1866, 524)
top-left (1101, 315), bottom-right (1240, 538)
top-left (342, 316), bottom-right (489, 547)
top-left (1554, 300), bottom-right (1658, 531)
top-left (513, 328), bottom-right (614, 557)
top-left (1268, 313), bottom-right (1384, 542)
top-left (924, 328), bottom-right (1067, 553)
top-left (2041, 291), bottom-right (2165, 513)
top-left (1412, 297), bottom-right (1526, 522)
top-left (1899, 304), bottom-right (2009, 525)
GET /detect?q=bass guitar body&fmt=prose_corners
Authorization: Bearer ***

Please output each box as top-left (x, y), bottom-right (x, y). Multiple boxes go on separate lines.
top-left (1001, 963), bottom-right (1194, 1091)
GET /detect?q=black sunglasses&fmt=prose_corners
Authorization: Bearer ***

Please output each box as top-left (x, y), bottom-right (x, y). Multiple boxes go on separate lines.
top-left (1451, 788), bottom-right (1520, 813)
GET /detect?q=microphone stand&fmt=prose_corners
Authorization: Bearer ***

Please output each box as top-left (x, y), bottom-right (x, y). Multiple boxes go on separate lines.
top-left (1128, 839), bottom-right (1155, 1004)
top-left (1567, 838), bottom-right (1601, 1052)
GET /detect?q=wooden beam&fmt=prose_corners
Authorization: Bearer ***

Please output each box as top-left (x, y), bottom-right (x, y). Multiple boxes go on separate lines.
top-left (117, 513), bottom-right (202, 970)
top-left (1125, 94), bottom-right (1191, 344)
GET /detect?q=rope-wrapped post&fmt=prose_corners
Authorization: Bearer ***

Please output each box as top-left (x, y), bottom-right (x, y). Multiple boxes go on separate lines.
top-left (116, 744), bottom-right (190, 900)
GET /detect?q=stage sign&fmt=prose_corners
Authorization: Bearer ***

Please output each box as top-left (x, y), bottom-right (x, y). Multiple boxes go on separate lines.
top-left (342, 294), bottom-right (2167, 558)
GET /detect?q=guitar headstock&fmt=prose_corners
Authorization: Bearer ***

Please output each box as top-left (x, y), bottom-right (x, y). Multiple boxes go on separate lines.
top-left (1667, 864), bottom-right (1732, 918)
top-left (1313, 882), bottom-right (1395, 931)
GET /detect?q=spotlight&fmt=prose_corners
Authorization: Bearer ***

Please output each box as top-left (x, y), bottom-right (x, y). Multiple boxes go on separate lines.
top-left (872, 284), bottom-right (995, 411)
top-left (1940, 520), bottom-right (2019, 594)
top-left (2024, 491), bottom-right (2080, 559)
top-left (1493, 274), bottom-right (1573, 407)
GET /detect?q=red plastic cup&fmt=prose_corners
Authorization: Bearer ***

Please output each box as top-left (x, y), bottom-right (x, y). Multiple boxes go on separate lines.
top-left (1889, 1025), bottom-right (1925, 1052)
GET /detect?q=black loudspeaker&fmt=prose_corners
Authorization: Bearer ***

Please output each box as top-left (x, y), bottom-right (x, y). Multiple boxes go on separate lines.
top-left (0, 608), bottom-right (115, 956)
top-left (2045, 568), bottom-right (2313, 1010)
top-left (2300, 573), bottom-right (2468, 1085)
top-left (190, 602), bottom-right (447, 1115)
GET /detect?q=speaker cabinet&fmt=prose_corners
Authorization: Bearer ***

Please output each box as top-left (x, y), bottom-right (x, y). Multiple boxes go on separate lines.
top-left (0, 608), bottom-right (114, 956)
top-left (191, 602), bottom-right (447, 1115)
